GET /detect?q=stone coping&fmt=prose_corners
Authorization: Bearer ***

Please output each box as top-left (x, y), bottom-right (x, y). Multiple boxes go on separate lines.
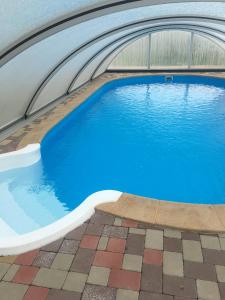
top-left (1, 71), bottom-right (225, 233)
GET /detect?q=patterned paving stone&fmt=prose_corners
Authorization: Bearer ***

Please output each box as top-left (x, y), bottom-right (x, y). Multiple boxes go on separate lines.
top-left (59, 239), bottom-right (79, 254)
top-left (107, 238), bottom-right (126, 253)
top-left (108, 269), bottom-right (141, 291)
top-left (51, 253), bottom-right (74, 271)
top-left (200, 235), bottom-right (221, 250)
top-left (145, 229), bottom-right (163, 250)
top-left (0, 281), bottom-right (28, 300)
top-left (143, 249), bottom-right (163, 266)
top-left (63, 271), bottom-right (87, 292)
top-left (66, 224), bottom-right (87, 240)
top-left (12, 266), bottom-right (39, 284)
top-left (41, 239), bottom-right (63, 252)
top-left (70, 248), bottom-right (95, 273)
top-left (184, 261), bottom-right (217, 281)
top-left (82, 284), bottom-right (116, 300)
top-left (97, 236), bottom-right (108, 250)
top-left (87, 266), bottom-right (110, 286)
top-left (33, 251), bottom-right (56, 268)
top-left (93, 251), bottom-right (123, 269)
top-left (116, 288), bottom-right (139, 300)
top-left (125, 234), bottom-right (145, 255)
top-left (163, 275), bottom-right (197, 298)
top-left (141, 264), bottom-right (162, 293)
top-left (197, 279), bottom-right (220, 300)
top-left (164, 229), bottom-right (181, 239)
top-left (2, 264), bottom-right (19, 281)
top-left (0, 263), bottom-right (10, 280)
top-left (23, 286), bottom-right (49, 300)
top-left (80, 235), bottom-right (100, 249)
top-left (164, 237), bottom-right (182, 252)
top-left (183, 240), bottom-right (203, 262)
top-left (103, 225), bottom-right (128, 239)
top-left (139, 291), bottom-right (173, 300)
top-left (163, 251), bottom-right (184, 277)
top-left (216, 265), bottom-right (225, 282)
top-left (122, 254), bottom-right (142, 272)
top-left (33, 268), bottom-right (67, 289)
top-left (47, 289), bottom-right (81, 300)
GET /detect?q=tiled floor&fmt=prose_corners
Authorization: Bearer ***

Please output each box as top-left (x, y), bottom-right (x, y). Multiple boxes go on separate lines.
top-left (1, 211), bottom-right (225, 300)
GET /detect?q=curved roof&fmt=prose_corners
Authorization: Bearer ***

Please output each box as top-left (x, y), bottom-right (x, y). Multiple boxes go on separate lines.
top-left (0, 1), bottom-right (225, 130)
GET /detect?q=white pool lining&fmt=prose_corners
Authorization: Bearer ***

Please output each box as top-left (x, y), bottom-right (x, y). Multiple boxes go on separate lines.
top-left (0, 144), bottom-right (122, 255)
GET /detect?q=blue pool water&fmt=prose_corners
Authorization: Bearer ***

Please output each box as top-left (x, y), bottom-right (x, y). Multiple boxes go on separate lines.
top-left (1, 75), bottom-right (225, 234)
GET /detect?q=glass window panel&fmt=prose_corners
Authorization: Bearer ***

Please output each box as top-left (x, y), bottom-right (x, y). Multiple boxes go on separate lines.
top-left (109, 36), bottom-right (149, 69)
top-left (150, 30), bottom-right (191, 69)
top-left (191, 34), bottom-right (225, 68)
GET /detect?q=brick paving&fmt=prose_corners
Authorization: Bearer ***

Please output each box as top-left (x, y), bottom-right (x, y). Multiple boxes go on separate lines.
top-left (0, 211), bottom-right (225, 299)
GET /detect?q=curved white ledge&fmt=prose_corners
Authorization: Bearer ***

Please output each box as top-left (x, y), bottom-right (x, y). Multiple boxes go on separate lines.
top-left (0, 144), bottom-right (41, 172)
top-left (0, 190), bottom-right (122, 255)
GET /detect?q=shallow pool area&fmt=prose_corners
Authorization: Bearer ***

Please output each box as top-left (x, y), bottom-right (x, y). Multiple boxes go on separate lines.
top-left (1, 75), bottom-right (225, 240)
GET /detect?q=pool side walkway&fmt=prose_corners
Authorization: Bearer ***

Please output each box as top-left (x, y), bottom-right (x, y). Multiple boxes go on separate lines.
top-left (1, 210), bottom-right (225, 300)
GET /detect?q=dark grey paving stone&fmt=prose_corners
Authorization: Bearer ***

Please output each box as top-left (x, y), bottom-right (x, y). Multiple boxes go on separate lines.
top-left (70, 248), bottom-right (95, 273)
top-left (85, 223), bottom-right (104, 236)
top-left (90, 211), bottom-right (115, 225)
top-left (181, 232), bottom-right (200, 241)
top-left (164, 237), bottom-right (182, 252)
top-left (66, 224), bottom-right (87, 241)
top-left (82, 284), bottom-right (116, 300)
top-left (141, 264), bottom-right (162, 293)
top-left (41, 239), bottom-right (63, 252)
top-left (203, 249), bottom-right (225, 265)
top-left (184, 261), bottom-right (217, 281)
top-left (139, 291), bottom-right (173, 300)
top-left (125, 234), bottom-right (145, 256)
top-left (103, 225), bottom-right (128, 239)
top-left (47, 289), bottom-right (81, 300)
top-left (163, 275), bottom-right (197, 298)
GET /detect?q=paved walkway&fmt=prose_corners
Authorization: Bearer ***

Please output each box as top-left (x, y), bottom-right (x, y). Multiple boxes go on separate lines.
top-left (0, 211), bottom-right (225, 300)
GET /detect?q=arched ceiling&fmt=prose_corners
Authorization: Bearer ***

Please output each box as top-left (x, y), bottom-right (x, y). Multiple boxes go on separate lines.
top-left (0, 1), bottom-right (225, 131)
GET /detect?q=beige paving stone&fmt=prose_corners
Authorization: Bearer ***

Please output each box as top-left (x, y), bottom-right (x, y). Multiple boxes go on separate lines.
top-left (122, 254), bottom-right (142, 272)
top-left (163, 251), bottom-right (183, 277)
top-left (2, 264), bottom-right (20, 282)
top-left (216, 265), bottom-right (225, 282)
top-left (0, 256), bottom-right (17, 264)
top-left (63, 271), bottom-right (87, 292)
top-left (129, 228), bottom-right (146, 235)
top-left (33, 267), bottom-right (68, 289)
top-left (97, 236), bottom-right (108, 250)
top-left (51, 253), bottom-right (74, 271)
top-left (200, 235), bottom-right (221, 250)
top-left (0, 282), bottom-right (28, 300)
top-left (219, 237), bottom-right (225, 250)
top-left (164, 228), bottom-right (181, 239)
top-left (116, 289), bottom-right (139, 300)
top-left (197, 279), bottom-right (220, 300)
top-left (0, 263), bottom-right (10, 280)
top-left (183, 240), bottom-right (203, 262)
top-left (145, 229), bottom-right (163, 250)
top-left (114, 217), bottom-right (122, 226)
top-left (87, 266), bottom-right (110, 286)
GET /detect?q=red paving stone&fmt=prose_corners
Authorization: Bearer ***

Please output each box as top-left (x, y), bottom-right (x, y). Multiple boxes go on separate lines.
top-left (80, 235), bottom-right (100, 249)
top-left (23, 286), bottom-right (49, 300)
top-left (143, 249), bottom-right (163, 266)
top-left (12, 266), bottom-right (39, 284)
top-left (122, 219), bottom-right (138, 228)
top-left (107, 238), bottom-right (126, 253)
top-left (15, 250), bottom-right (39, 265)
top-left (108, 269), bottom-right (141, 291)
top-left (93, 250), bottom-right (123, 269)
